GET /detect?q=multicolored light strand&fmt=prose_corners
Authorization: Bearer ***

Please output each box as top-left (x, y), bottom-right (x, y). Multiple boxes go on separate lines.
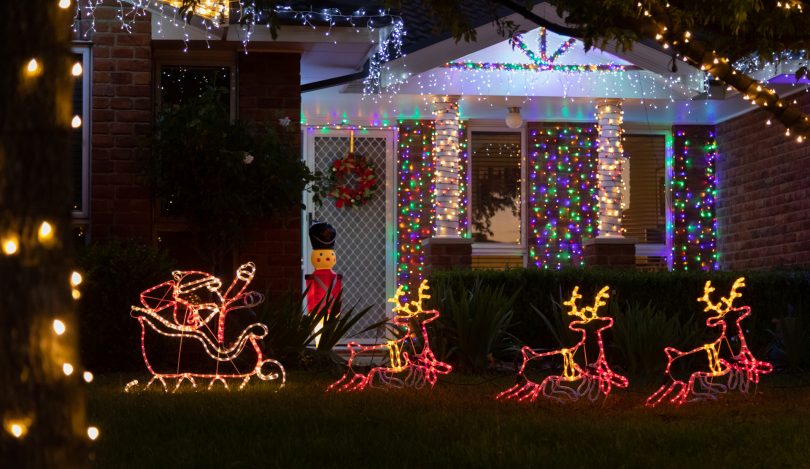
top-left (445, 28), bottom-right (634, 73)
top-left (671, 126), bottom-right (719, 270)
top-left (646, 277), bottom-right (772, 407)
top-left (130, 262), bottom-right (285, 391)
top-left (396, 120), bottom-right (468, 292)
top-left (528, 124), bottom-right (599, 269)
top-left (328, 280), bottom-right (452, 391)
top-left (497, 286), bottom-right (628, 402)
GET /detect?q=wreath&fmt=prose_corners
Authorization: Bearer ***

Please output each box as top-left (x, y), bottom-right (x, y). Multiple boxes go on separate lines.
top-left (328, 152), bottom-right (379, 208)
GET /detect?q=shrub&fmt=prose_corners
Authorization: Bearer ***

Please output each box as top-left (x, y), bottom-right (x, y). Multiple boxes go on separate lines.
top-left (427, 278), bottom-right (520, 372)
top-left (77, 240), bottom-right (175, 373)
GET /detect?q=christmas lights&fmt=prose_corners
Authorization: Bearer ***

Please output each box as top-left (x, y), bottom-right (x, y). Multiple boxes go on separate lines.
top-left (595, 100), bottom-right (626, 237)
top-left (671, 126), bottom-right (718, 271)
top-left (72, 2), bottom-right (404, 96)
top-left (433, 97), bottom-right (461, 237)
top-left (396, 120), bottom-right (468, 293)
top-left (130, 262), bottom-right (285, 391)
top-left (528, 125), bottom-right (599, 269)
top-left (445, 28), bottom-right (633, 74)
top-left (646, 278), bottom-right (772, 407)
top-left (328, 280), bottom-right (452, 391)
top-left (497, 286), bottom-right (628, 402)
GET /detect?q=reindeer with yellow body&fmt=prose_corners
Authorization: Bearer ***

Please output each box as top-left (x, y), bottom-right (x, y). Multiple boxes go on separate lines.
top-left (328, 280), bottom-right (452, 391)
top-left (646, 277), bottom-right (773, 406)
top-left (498, 285), bottom-right (628, 403)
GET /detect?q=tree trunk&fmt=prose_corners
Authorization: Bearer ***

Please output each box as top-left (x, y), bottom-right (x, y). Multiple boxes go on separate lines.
top-left (0, 2), bottom-right (87, 467)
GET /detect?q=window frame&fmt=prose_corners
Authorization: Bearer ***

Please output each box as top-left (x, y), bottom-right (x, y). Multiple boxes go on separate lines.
top-left (465, 122), bottom-right (527, 266)
top-left (622, 125), bottom-right (674, 270)
top-left (71, 43), bottom-right (92, 220)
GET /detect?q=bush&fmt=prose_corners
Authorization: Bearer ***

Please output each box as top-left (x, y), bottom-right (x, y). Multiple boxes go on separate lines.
top-left (429, 268), bottom-right (810, 373)
top-left (426, 278), bottom-right (520, 372)
top-left (77, 240), bottom-right (175, 373)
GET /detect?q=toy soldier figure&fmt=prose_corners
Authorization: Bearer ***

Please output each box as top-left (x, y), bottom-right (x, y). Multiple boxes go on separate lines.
top-left (305, 222), bottom-right (342, 313)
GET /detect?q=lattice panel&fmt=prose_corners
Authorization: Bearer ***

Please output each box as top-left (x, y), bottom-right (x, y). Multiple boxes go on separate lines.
top-left (313, 136), bottom-right (389, 338)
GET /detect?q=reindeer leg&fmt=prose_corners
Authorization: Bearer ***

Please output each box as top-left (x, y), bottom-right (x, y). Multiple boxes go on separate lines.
top-left (146, 375), bottom-right (168, 393)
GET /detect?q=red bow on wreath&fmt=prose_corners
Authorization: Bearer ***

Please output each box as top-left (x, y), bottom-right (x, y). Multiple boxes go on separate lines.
top-left (328, 131), bottom-right (379, 208)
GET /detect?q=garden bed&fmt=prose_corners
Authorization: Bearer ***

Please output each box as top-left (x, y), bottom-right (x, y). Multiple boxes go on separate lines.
top-left (88, 372), bottom-right (810, 467)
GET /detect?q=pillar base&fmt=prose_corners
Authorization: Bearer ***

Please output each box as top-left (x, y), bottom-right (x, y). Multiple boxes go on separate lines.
top-left (422, 237), bottom-right (473, 275)
top-left (583, 237), bottom-right (637, 268)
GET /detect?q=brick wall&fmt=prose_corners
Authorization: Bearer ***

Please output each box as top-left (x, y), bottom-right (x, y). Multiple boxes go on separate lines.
top-left (716, 93), bottom-right (810, 269)
top-left (81, 6), bottom-right (153, 240)
top-left (236, 52), bottom-right (303, 297)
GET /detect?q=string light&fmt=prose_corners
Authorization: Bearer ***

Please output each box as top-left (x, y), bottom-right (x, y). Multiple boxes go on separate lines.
top-left (671, 127), bottom-right (718, 271)
top-left (646, 278), bottom-right (772, 406)
top-left (73, 2), bottom-right (404, 97)
top-left (433, 97), bottom-right (461, 237)
top-left (53, 319), bottom-right (67, 336)
top-left (71, 61), bottom-right (83, 76)
top-left (70, 271), bottom-right (82, 286)
top-left (329, 280), bottom-right (452, 391)
top-left (497, 286), bottom-right (628, 402)
top-left (62, 363), bottom-right (74, 376)
top-left (83, 371), bottom-right (94, 383)
top-left (2, 236), bottom-right (18, 256)
top-left (37, 221), bottom-right (54, 244)
top-left (595, 100), bottom-right (626, 237)
top-left (130, 262), bottom-right (285, 391)
top-left (528, 125), bottom-right (598, 269)
top-left (59, 0), bottom-right (71, 8)
top-left (87, 426), bottom-right (99, 441)
top-left (71, 115), bottom-right (82, 128)
top-left (5, 420), bottom-right (29, 439)
top-left (445, 28), bottom-right (632, 74)
top-left (25, 58), bottom-right (41, 77)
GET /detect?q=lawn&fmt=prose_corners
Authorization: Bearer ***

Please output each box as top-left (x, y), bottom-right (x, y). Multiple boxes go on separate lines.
top-left (87, 372), bottom-right (810, 468)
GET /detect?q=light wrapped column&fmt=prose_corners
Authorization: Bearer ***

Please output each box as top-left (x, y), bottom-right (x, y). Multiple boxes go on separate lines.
top-left (596, 99), bottom-right (625, 238)
top-left (432, 96), bottom-right (461, 237)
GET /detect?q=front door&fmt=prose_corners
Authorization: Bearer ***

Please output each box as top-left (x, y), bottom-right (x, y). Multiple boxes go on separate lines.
top-left (303, 128), bottom-right (396, 341)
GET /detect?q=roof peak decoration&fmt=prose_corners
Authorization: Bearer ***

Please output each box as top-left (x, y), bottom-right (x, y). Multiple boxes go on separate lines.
top-left (444, 27), bottom-right (638, 73)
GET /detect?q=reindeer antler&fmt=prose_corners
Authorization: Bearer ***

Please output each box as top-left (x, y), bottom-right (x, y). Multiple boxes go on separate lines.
top-left (585, 286), bottom-right (610, 319)
top-left (388, 280), bottom-right (432, 318)
top-left (564, 286), bottom-right (587, 321)
top-left (698, 277), bottom-right (746, 317)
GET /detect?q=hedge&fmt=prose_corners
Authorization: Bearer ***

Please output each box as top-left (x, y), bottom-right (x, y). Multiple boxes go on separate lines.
top-left (429, 268), bottom-right (810, 371)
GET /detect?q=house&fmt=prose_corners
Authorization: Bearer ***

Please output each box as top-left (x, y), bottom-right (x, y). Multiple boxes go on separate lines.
top-left (70, 2), bottom-right (810, 335)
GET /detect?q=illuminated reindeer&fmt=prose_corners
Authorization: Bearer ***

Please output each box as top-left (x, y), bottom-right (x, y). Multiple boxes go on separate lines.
top-left (497, 286), bottom-right (628, 403)
top-left (328, 280), bottom-right (452, 391)
top-left (646, 277), bottom-right (771, 406)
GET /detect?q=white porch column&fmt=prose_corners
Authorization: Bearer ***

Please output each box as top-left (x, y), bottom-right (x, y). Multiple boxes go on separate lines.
top-left (432, 96), bottom-right (461, 238)
top-left (596, 99), bottom-right (626, 238)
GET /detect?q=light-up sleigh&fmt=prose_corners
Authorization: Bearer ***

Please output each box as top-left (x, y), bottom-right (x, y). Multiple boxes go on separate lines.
top-left (129, 262), bottom-right (285, 392)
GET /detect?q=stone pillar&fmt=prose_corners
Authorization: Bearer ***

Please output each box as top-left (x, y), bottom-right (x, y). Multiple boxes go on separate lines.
top-left (432, 96), bottom-right (461, 238)
top-left (425, 96), bottom-right (471, 273)
top-left (587, 99), bottom-right (636, 267)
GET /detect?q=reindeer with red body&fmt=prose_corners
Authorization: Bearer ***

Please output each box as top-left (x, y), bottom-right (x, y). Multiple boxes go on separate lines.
top-left (497, 285), bottom-right (628, 403)
top-left (328, 280), bottom-right (452, 391)
top-left (646, 277), bottom-right (772, 407)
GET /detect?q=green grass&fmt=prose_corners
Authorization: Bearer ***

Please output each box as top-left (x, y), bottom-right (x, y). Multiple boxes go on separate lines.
top-left (88, 373), bottom-right (810, 468)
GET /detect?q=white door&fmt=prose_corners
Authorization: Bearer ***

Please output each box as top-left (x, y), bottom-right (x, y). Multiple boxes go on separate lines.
top-left (303, 128), bottom-right (396, 341)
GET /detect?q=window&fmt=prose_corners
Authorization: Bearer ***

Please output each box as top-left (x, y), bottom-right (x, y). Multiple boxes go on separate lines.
top-left (469, 131), bottom-right (522, 244)
top-left (622, 133), bottom-right (668, 269)
top-left (71, 46), bottom-right (91, 219)
top-left (158, 65), bottom-right (231, 110)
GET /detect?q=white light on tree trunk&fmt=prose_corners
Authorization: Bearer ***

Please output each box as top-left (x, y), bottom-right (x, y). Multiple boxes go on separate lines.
top-left (505, 107), bottom-right (523, 129)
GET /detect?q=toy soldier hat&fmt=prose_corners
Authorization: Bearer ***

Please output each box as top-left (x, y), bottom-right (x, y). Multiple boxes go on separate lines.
top-left (309, 222), bottom-right (336, 249)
